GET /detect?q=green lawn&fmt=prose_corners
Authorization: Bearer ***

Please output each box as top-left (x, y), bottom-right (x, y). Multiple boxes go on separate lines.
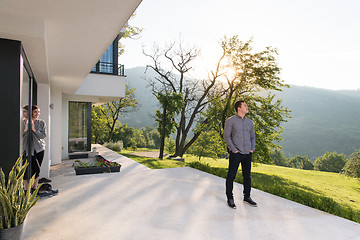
top-left (251, 163), bottom-right (360, 212)
top-left (120, 152), bottom-right (187, 169)
top-left (120, 150), bottom-right (360, 223)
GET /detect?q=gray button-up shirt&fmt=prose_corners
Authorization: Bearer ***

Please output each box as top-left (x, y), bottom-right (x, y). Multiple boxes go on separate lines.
top-left (224, 115), bottom-right (255, 154)
top-left (22, 119), bottom-right (46, 156)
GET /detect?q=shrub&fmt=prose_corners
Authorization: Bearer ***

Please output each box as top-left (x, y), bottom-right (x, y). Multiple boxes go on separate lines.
top-left (314, 152), bottom-right (346, 173)
top-left (289, 155), bottom-right (314, 170)
top-left (165, 138), bottom-right (176, 155)
top-left (187, 129), bottom-right (227, 161)
top-left (270, 149), bottom-right (289, 167)
top-left (103, 140), bottom-right (123, 152)
top-left (342, 149), bottom-right (360, 178)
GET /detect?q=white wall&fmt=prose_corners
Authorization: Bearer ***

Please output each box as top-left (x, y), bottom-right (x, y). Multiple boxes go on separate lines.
top-left (50, 88), bottom-right (63, 165)
top-left (37, 83), bottom-right (51, 177)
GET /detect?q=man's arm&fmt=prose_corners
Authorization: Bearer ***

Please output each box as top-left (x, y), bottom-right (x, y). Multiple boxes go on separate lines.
top-left (250, 121), bottom-right (255, 153)
top-left (224, 118), bottom-right (238, 153)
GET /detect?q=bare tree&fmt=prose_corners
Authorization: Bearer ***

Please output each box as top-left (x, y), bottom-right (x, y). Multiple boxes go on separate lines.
top-left (144, 41), bottom-right (225, 157)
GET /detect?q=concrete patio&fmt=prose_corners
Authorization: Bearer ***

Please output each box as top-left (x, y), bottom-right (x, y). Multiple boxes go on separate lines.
top-left (23, 145), bottom-right (360, 240)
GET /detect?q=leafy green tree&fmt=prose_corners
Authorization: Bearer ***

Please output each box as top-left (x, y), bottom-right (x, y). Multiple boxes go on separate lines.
top-left (165, 137), bottom-right (176, 155)
top-left (289, 155), bottom-right (314, 170)
top-left (92, 85), bottom-right (138, 141)
top-left (113, 124), bottom-right (137, 149)
top-left (300, 156), bottom-right (314, 170)
top-left (270, 149), bottom-right (289, 167)
top-left (342, 149), bottom-right (360, 178)
top-left (145, 36), bottom-right (289, 159)
top-left (205, 36), bottom-right (290, 163)
top-left (91, 107), bottom-right (108, 144)
top-left (140, 126), bottom-right (156, 148)
top-left (155, 92), bottom-right (184, 159)
top-left (314, 152), bottom-right (347, 173)
top-left (132, 128), bottom-right (147, 148)
top-left (151, 130), bottom-right (161, 148)
top-left (118, 13), bottom-right (142, 56)
top-left (187, 129), bottom-right (226, 161)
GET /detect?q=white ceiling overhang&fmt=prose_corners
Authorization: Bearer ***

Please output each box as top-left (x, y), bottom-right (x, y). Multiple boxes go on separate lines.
top-left (0, 0), bottom-right (142, 94)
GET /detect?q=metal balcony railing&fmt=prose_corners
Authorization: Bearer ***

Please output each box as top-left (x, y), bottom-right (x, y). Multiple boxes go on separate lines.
top-left (91, 62), bottom-right (125, 76)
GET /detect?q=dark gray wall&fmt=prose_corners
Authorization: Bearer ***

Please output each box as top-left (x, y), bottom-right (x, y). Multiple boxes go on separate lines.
top-left (0, 38), bottom-right (22, 176)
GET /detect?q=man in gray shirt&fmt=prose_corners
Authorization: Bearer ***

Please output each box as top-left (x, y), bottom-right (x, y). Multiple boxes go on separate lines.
top-left (224, 100), bottom-right (257, 209)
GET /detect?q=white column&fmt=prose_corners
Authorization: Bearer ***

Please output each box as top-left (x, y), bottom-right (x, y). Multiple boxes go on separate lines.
top-left (50, 88), bottom-right (62, 165)
top-left (62, 95), bottom-right (69, 159)
top-left (38, 83), bottom-right (51, 178)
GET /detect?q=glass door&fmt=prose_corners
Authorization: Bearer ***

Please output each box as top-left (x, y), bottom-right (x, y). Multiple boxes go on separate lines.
top-left (20, 65), bottom-right (30, 156)
top-left (68, 102), bottom-right (91, 152)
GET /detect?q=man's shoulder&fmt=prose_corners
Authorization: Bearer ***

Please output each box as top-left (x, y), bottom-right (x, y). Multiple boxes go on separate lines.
top-left (226, 115), bottom-right (237, 122)
top-left (245, 117), bottom-right (254, 125)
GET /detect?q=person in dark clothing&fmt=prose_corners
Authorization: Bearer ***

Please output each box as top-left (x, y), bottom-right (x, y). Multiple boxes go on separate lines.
top-left (224, 100), bottom-right (257, 209)
top-left (22, 105), bottom-right (46, 192)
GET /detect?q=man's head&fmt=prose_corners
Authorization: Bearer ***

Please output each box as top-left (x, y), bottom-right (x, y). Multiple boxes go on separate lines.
top-left (234, 100), bottom-right (249, 115)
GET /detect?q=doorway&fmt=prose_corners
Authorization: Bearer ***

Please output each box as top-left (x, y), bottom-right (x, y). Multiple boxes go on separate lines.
top-left (68, 102), bottom-right (91, 152)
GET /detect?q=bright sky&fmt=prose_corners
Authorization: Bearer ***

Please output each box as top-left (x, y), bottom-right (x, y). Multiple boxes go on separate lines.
top-left (120, 0), bottom-right (360, 90)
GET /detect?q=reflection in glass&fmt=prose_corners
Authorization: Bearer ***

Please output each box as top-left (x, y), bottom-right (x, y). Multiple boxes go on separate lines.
top-left (99, 42), bottom-right (114, 73)
top-left (20, 65), bottom-right (30, 156)
top-left (68, 102), bottom-right (89, 152)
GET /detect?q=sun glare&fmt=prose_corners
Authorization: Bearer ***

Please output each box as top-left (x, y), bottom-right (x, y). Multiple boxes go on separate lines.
top-left (218, 67), bottom-right (237, 84)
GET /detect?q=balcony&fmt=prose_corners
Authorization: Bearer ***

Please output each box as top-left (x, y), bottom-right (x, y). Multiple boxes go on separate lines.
top-left (91, 62), bottom-right (125, 76)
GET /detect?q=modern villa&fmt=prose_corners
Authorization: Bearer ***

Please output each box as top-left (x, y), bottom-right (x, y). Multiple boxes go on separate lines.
top-left (0, 0), bottom-right (143, 177)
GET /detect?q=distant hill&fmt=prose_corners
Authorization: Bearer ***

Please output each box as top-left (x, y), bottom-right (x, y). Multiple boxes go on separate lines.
top-left (122, 67), bottom-right (158, 128)
top-left (122, 67), bottom-right (360, 159)
top-left (273, 86), bottom-right (360, 159)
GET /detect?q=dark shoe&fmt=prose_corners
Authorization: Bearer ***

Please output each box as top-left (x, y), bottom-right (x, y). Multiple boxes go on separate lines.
top-left (39, 177), bottom-right (52, 183)
top-left (38, 191), bottom-right (53, 198)
top-left (243, 197), bottom-right (257, 207)
top-left (51, 189), bottom-right (59, 195)
top-left (227, 199), bottom-right (237, 209)
top-left (39, 183), bottom-right (52, 191)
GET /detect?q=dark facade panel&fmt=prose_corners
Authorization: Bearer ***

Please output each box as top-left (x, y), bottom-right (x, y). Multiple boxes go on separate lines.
top-left (0, 38), bottom-right (22, 176)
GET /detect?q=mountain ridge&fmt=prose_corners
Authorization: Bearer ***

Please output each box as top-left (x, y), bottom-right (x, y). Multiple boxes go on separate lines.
top-left (122, 66), bottom-right (360, 159)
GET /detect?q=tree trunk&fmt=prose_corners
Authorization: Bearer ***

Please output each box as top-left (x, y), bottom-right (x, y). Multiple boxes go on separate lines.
top-left (159, 105), bottom-right (167, 159)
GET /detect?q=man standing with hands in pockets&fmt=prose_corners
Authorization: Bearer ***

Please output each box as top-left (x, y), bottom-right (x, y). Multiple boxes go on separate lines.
top-left (224, 100), bottom-right (257, 209)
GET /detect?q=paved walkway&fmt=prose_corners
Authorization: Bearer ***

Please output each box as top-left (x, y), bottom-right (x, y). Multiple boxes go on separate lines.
top-left (23, 145), bottom-right (360, 240)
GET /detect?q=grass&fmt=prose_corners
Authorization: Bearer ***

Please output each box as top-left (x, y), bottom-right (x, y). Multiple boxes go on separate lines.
top-left (121, 148), bottom-right (159, 153)
top-left (120, 150), bottom-right (360, 223)
top-left (251, 164), bottom-right (360, 212)
top-left (121, 153), bottom-right (187, 169)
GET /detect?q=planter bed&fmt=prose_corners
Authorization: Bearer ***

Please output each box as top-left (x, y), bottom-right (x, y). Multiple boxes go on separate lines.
top-left (73, 155), bottom-right (121, 175)
top-left (75, 166), bottom-right (106, 175)
top-left (109, 165), bottom-right (121, 172)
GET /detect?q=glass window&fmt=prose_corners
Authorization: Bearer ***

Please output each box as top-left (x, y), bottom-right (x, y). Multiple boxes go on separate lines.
top-left (68, 102), bottom-right (91, 152)
top-left (99, 43), bottom-right (114, 73)
top-left (20, 65), bottom-right (30, 156)
top-left (100, 42), bottom-right (113, 63)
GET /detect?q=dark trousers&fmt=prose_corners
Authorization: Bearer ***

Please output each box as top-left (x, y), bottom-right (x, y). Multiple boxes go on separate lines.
top-left (23, 150), bottom-right (44, 180)
top-left (226, 152), bottom-right (252, 199)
